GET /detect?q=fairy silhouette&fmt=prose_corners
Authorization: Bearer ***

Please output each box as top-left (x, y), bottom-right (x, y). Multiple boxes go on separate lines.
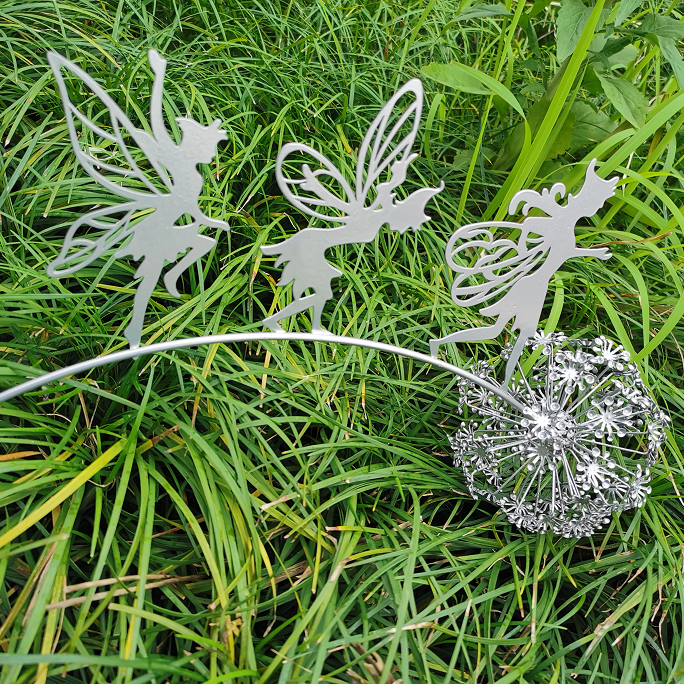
top-left (47, 50), bottom-right (229, 348)
top-left (430, 160), bottom-right (618, 385)
top-left (261, 79), bottom-right (443, 332)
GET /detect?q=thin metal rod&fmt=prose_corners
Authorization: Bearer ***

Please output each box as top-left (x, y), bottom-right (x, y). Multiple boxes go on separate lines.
top-left (0, 332), bottom-right (525, 411)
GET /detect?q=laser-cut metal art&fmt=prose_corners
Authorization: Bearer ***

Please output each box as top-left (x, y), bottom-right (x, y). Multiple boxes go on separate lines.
top-left (261, 78), bottom-right (444, 333)
top-left (430, 160), bottom-right (618, 386)
top-left (450, 333), bottom-right (669, 537)
top-left (46, 50), bottom-right (229, 349)
top-left (4, 52), bottom-right (665, 538)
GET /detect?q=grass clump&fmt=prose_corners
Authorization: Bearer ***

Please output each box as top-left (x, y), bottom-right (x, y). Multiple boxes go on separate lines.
top-left (1, 0), bottom-right (684, 682)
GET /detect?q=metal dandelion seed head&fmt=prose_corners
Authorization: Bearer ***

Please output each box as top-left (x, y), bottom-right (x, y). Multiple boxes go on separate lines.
top-left (451, 333), bottom-right (669, 538)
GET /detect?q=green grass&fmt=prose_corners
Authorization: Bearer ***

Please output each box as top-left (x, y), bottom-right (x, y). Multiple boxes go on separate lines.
top-left (1, 0), bottom-right (684, 682)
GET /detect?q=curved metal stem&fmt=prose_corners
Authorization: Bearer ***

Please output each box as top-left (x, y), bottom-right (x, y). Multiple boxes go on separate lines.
top-left (0, 332), bottom-right (525, 411)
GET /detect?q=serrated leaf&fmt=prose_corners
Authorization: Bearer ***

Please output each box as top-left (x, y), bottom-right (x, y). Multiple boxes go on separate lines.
top-left (596, 73), bottom-right (648, 127)
top-left (659, 38), bottom-right (684, 88)
top-left (641, 13), bottom-right (684, 40)
top-left (570, 101), bottom-right (616, 150)
top-left (615, 0), bottom-right (642, 25)
top-left (556, 0), bottom-right (594, 63)
top-left (531, 100), bottom-right (575, 159)
top-left (421, 62), bottom-right (524, 115)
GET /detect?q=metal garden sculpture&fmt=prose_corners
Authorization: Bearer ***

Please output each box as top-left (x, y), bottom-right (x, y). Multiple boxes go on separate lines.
top-left (47, 50), bottom-right (229, 349)
top-left (0, 52), bottom-right (669, 539)
top-left (262, 79), bottom-right (443, 333)
top-left (430, 160), bottom-right (618, 385)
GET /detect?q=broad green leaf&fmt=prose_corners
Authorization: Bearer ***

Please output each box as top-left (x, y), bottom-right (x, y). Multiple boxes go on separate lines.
top-left (659, 37), bottom-right (684, 88)
top-left (582, 64), bottom-right (605, 95)
top-left (421, 62), bottom-right (524, 115)
top-left (521, 58), bottom-right (541, 71)
top-left (590, 35), bottom-right (635, 63)
top-left (590, 39), bottom-right (639, 71)
top-left (453, 3), bottom-right (512, 22)
top-left (487, 0), bottom-right (607, 219)
top-left (588, 32), bottom-right (609, 54)
top-left (493, 98), bottom-right (574, 170)
top-left (615, 0), bottom-right (642, 25)
top-left (421, 62), bottom-right (489, 95)
top-left (556, 0), bottom-right (594, 63)
top-left (597, 73), bottom-right (648, 127)
top-left (520, 82), bottom-right (546, 94)
top-left (640, 12), bottom-right (684, 40)
top-left (570, 100), bottom-right (616, 150)
top-left (438, 4), bottom-right (512, 39)
top-left (537, 102), bottom-right (576, 159)
top-left (607, 42), bottom-right (639, 67)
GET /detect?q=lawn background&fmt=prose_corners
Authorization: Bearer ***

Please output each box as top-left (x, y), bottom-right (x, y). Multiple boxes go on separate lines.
top-left (1, 0), bottom-right (684, 682)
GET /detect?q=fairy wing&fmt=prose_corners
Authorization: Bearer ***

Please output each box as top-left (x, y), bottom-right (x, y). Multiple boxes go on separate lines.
top-left (355, 78), bottom-right (422, 207)
top-left (275, 78), bottom-right (441, 228)
top-left (46, 203), bottom-right (140, 276)
top-left (48, 52), bottom-right (177, 274)
top-left (355, 78), bottom-right (443, 233)
top-left (48, 52), bottom-right (173, 201)
top-left (275, 142), bottom-right (356, 222)
top-left (446, 221), bottom-right (550, 307)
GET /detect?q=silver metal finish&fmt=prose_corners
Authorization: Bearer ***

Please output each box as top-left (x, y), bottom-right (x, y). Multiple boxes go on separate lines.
top-left (47, 50), bottom-right (229, 350)
top-left (431, 160), bottom-right (619, 386)
top-left (0, 332), bottom-right (524, 410)
top-left (261, 78), bottom-right (443, 333)
top-left (450, 333), bottom-right (669, 537)
top-left (28, 50), bottom-right (666, 536)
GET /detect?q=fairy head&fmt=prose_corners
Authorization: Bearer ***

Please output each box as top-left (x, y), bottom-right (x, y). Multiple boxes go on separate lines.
top-left (177, 118), bottom-right (227, 164)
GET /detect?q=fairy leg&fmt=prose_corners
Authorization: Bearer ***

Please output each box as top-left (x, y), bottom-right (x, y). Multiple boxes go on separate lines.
top-left (504, 326), bottom-right (535, 386)
top-left (263, 293), bottom-right (326, 333)
top-left (163, 234), bottom-right (216, 297)
top-left (261, 312), bottom-right (284, 333)
top-left (125, 258), bottom-right (163, 349)
top-left (429, 317), bottom-right (508, 358)
top-left (310, 294), bottom-right (332, 334)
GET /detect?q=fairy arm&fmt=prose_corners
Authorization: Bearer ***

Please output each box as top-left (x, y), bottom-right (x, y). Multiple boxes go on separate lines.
top-left (574, 246), bottom-right (612, 260)
top-left (198, 214), bottom-right (230, 231)
top-left (147, 50), bottom-right (175, 154)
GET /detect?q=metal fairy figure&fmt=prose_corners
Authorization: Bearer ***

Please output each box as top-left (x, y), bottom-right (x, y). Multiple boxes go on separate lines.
top-left (47, 50), bottom-right (229, 348)
top-left (261, 79), bottom-right (443, 333)
top-left (430, 160), bottom-right (619, 385)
